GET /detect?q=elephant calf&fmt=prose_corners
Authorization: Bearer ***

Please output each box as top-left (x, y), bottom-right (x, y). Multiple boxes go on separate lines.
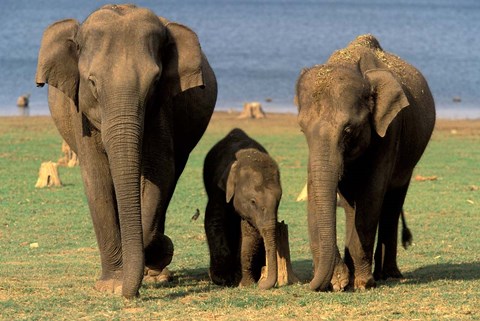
top-left (203, 128), bottom-right (282, 289)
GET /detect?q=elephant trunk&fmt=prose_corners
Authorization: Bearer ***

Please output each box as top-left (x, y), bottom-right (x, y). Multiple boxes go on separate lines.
top-left (258, 221), bottom-right (278, 290)
top-left (307, 140), bottom-right (341, 291)
top-left (102, 93), bottom-right (145, 299)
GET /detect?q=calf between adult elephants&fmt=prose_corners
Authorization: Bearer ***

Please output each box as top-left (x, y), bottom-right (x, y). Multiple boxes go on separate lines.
top-left (295, 34), bottom-right (435, 291)
top-left (36, 4), bottom-right (217, 298)
top-left (203, 128), bottom-right (282, 289)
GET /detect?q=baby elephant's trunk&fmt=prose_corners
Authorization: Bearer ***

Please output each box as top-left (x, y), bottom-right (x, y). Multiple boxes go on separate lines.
top-left (258, 222), bottom-right (278, 289)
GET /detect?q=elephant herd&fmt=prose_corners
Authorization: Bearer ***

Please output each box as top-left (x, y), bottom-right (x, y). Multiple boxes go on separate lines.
top-left (36, 5), bottom-right (435, 298)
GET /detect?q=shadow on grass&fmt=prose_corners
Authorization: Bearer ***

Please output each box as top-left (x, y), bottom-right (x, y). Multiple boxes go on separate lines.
top-left (291, 259), bottom-right (313, 283)
top-left (142, 260), bottom-right (479, 298)
top-left (142, 262), bottom-right (315, 300)
top-left (402, 261), bottom-right (480, 284)
top-left (142, 267), bottom-right (219, 300)
top-left (292, 260), bottom-right (480, 288)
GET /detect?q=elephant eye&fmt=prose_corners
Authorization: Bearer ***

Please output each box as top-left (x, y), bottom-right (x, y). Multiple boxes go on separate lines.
top-left (250, 198), bottom-right (257, 207)
top-left (153, 74), bottom-right (161, 87)
top-left (344, 126), bottom-right (353, 135)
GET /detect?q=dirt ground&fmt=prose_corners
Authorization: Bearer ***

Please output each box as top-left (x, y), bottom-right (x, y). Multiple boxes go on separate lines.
top-left (433, 118), bottom-right (480, 136)
top-left (210, 111), bottom-right (480, 136)
top-left (1, 111), bottom-right (479, 138)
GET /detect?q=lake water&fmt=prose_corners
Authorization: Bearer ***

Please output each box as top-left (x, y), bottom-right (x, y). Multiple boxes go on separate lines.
top-left (1, 0), bottom-right (479, 118)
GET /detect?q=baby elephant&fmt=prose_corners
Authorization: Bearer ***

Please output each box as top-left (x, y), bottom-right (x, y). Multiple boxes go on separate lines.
top-left (203, 128), bottom-right (282, 289)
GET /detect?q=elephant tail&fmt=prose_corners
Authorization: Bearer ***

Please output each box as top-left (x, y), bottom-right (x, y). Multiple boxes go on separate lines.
top-left (400, 209), bottom-right (413, 249)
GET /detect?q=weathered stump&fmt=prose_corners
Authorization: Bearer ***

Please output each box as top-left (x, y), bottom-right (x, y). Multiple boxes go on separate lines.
top-left (17, 94), bottom-right (30, 107)
top-left (35, 161), bottom-right (62, 188)
top-left (238, 102), bottom-right (267, 119)
top-left (260, 221), bottom-right (300, 286)
top-left (58, 140), bottom-right (79, 167)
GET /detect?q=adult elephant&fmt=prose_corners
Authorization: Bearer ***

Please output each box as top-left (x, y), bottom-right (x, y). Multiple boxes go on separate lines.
top-left (36, 4), bottom-right (217, 298)
top-left (295, 34), bottom-right (435, 292)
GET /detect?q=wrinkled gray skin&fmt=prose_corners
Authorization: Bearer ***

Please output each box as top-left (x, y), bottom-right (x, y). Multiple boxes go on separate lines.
top-left (36, 4), bottom-right (217, 298)
top-left (203, 129), bottom-right (282, 289)
top-left (296, 34), bottom-right (435, 292)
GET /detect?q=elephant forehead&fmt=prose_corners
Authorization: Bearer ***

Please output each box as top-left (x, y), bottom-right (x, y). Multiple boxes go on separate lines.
top-left (85, 5), bottom-right (162, 30)
top-left (238, 167), bottom-right (263, 184)
top-left (238, 166), bottom-right (280, 192)
top-left (100, 4), bottom-right (138, 14)
top-left (314, 66), bottom-right (363, 91)
top-left (79, 9), bottom-right (166, 55)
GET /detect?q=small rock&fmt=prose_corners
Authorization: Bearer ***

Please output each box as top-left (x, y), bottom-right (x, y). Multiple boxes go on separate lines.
top-left (30, 242), bottom-right (39, 248)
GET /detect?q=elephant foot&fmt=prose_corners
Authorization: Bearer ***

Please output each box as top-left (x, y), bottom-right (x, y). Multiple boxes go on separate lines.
top-left (353, 274), bottom-right (376, 291)
top-left (94, 278), bottom-right (123, 295)
top-left (374, 265), bottom-right (404, 280)
top-left (239, 272), bottom-right (256, 287)
top-left (145, 234), bottom-right (174, 272)
top-left (331, 261), bottom-right (349, 292)
top-left (209, 266), bottom-right (241, 287)
top-left (239, 279), bottom-right (255, 287)
top-left (143, 267), bottom-right (173, 284)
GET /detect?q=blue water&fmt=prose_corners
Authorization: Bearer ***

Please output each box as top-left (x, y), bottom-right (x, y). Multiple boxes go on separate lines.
top-left (1, 0), bottom-right (479, 118)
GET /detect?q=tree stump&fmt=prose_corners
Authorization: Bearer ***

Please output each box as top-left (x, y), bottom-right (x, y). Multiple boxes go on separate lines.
top-left (35, 161), bottom-right (62, 188)
top-left (17, 94), bottom-right (30, 107)
top-left (238, 102), bottom-right (267, 119)
top-left (57, 140), bottom-right (79, 167)
top-left (260, 221), bottom-right (300, 286)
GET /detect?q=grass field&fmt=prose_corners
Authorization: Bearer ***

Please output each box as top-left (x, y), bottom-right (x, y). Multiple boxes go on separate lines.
top-left (0, 113), bottom-right (479, 320)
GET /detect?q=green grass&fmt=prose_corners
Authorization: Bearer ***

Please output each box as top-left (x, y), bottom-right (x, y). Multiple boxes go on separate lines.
top-left (0, 115), bottom-right (478, 320)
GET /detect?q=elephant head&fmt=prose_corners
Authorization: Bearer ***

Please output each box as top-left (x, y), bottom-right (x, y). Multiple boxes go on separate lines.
top-left (295, 44), bottom-right (409, 291)
top-left (221, 149), bottom-right (282, 289)
top-left (36, 4), bottom-right (205, 298)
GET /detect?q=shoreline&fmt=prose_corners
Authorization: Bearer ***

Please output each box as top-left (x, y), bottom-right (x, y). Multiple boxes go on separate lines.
top-left (2, 111), bottom-right (480, 136)
top-left (2, 104), bottom-right (480, 120)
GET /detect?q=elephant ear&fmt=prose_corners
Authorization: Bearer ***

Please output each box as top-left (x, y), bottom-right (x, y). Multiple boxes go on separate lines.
top-left (364, 69), bottom-right (410, 137)
top-left (160, 17), bottom-right (205, 97)
top-left (218, 161), bottom-right (238, 203)
top-left (36, 19), bottom-right (80, 105)
top-left (358, 50), bottom-right (381, 74)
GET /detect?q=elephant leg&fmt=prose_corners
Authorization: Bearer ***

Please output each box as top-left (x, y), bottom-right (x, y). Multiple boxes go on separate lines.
top-left (140, 122), bottom-right (177, 280)
top-left (239, 220), bottom-right (264, 287)
top-left (141, 176), bottom-right (175, 283)
top-left (344, 191), bottom-right (384, 290)
top-left (205, 200), bottom-right (241, 286)
top-left (77, 124), bottom-right (123, 294)
top-left (374, 184), bottom-right (410, 280)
